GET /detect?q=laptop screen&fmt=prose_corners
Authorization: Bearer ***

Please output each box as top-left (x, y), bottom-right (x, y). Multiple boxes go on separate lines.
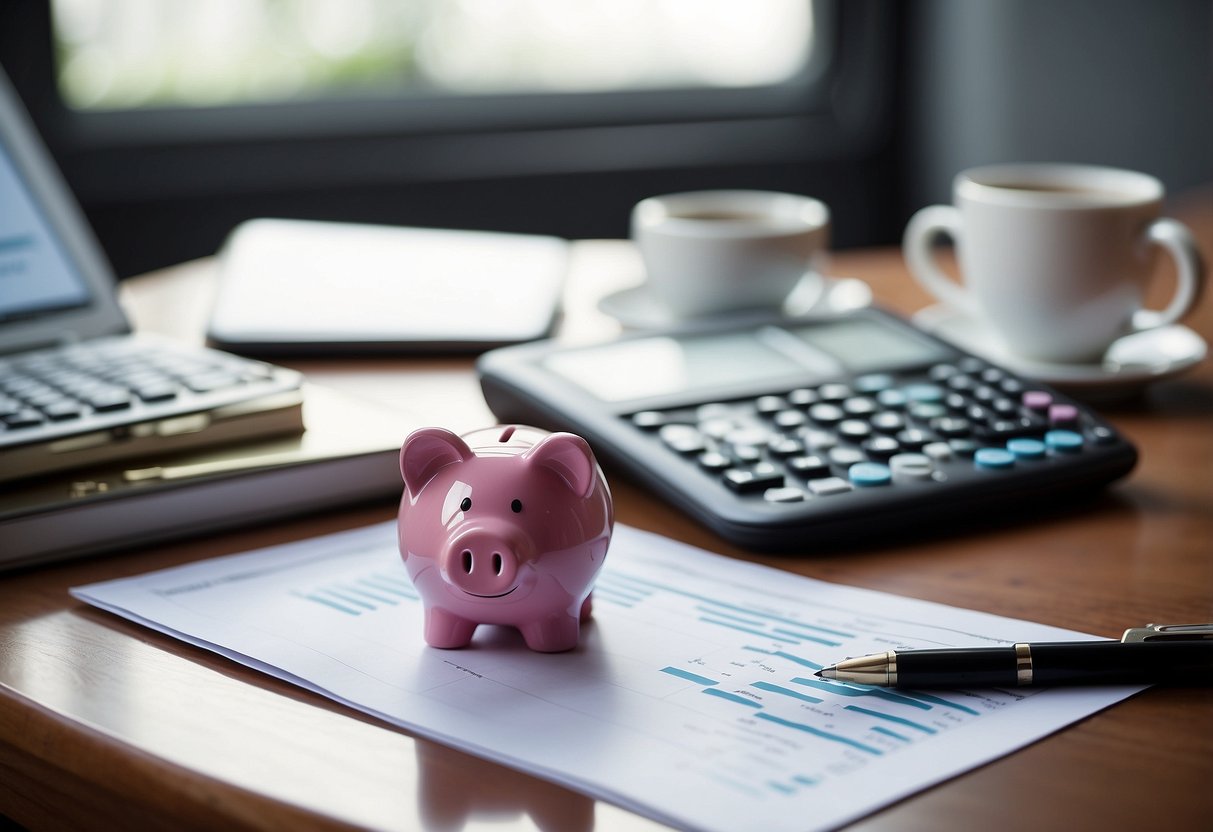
top-left (0, 137), bottom-right (93, 323)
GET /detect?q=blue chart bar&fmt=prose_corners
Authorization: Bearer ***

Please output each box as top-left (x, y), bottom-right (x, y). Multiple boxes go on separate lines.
top-left (696, 606), bottom-right (766, 627)
top-left (661, 666), bottom-right (719, 686)
top-left (606, 571), bottom-right (856, 640)
top-left (793, 677), bottom-right (932, 710)
top-left (592, 585), bottom-right (640, 608)
top-left (699, 618), bottom-right (801, 644)
top-left (365, 573), bottom-right (420, 600)
top-left (898, 690), bottom-right (982, 716)
top-left (744, 646), bottom-right (823, 670)
top-left (341, 584), bottom-right (399, 605)
top-left (752, 681), bottom-right (824, 704)
top-left (755, 712), bottom-right (883, 755)
top-left (793, 775), bottom-right (818, 786)
top-left (703, 689), bottom-right (762, 708)
top-left (871, 725), bottom-right (911, 743)
top-left (298, 592), bottom-right (362, 615)
top-left (771, 627), bottom-right (842, 647)
top-left (768, 781), bottom-right (795, 795)
top-left (844, 704), bottom-right (937, 734)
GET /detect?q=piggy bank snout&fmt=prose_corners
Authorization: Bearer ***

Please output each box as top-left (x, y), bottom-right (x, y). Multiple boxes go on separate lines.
top-left (442, 527), bottom-right (523, 598)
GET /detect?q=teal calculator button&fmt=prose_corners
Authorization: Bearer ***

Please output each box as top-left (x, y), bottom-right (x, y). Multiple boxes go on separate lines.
top-left (849, 462), bottom-right (892, 487)
top-left (903, 383), bottom-right (946, 403)
top-left (1006, 437), bottom-right (1047, 459)
top-left (974, 447), bottom-right (1015, 469)
top-left (1045, 429), bottom-right (1084, 453)
top-left (855, 373), bottom-right (895, 393)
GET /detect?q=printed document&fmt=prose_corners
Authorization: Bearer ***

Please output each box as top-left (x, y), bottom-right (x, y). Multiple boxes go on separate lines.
top-left (72, 523), bottom-right (1141, 832)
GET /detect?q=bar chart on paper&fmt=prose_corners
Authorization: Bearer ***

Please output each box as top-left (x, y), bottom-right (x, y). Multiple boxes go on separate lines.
top-left (72, 523), bottom-right (1139, 832)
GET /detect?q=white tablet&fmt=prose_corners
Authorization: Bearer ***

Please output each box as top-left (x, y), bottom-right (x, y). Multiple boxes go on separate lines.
top-left (208, 219), bottom-right (567, 355)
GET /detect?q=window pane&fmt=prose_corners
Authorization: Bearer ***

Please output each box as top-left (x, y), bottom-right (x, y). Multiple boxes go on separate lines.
top-left (52, 0), bottom-right (815, 111)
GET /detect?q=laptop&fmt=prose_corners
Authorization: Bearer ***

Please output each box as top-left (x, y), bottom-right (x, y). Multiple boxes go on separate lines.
top-left (0, 69), bottom-right (304, 484)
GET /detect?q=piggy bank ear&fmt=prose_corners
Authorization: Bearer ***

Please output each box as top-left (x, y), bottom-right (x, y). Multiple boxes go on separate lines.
top-left (524, 433), bottom-right (596, 498)
top-left (400, 428), bottom-right (474, 498)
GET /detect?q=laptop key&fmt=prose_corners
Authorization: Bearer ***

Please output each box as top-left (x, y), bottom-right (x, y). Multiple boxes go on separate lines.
top-left (3, 408), bottom-right (45, 428)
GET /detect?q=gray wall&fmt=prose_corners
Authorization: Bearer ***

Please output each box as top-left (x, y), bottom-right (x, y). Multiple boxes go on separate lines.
top-left (903, 0), bottom-right (1213, 212)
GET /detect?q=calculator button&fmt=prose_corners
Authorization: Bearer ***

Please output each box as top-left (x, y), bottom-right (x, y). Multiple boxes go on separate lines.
top-left (631, 411), bottom-right (666, 430)
top-left (861, 436), bottom-right (901, 459)
top-left (903, 383), bottom-right (946, 403)
top-left (764, 486), bottom-right (808, 503)
top-left (930, 417), bottom-right (972, 438)
top-left (950, 439), bottom-right (980, 457)
top-left (773, 410), bottom-right (807, 430)
top-left (922, 441), bottom-right (954, 461)
top-left (828, 447), bottom-right (865, 468)
top-left (732, 445), bottom-right (763, 464)
top-left (787, 388), bottom-right (819, 407)
top-left (768, 437), bottom-right (806, 458)
top-left (1048, 404), bottom-right (1080, 427)
top-left (974, 447), bottom-right (1016, 469)
top-left (807, 403), bottom-right (845, 424)
top-left (696, 452), bottom-right (730, 472)
top-left (973, 385), bottom-right (999, 403)
top-left (1089, 425), bottom-right (1118, 445)
top-left (870, 411), bottom-right (906, 433)
top-left (908, 402), bottom-right (947, 421)
top-left (1000, 378), bottom-right (1025, 395)
top-left (842, 396), bottom-right (878, 416)
top-left (1045, 429), bottom-right (1084, 453)
top-left (697, 403), bottom-right (735, 421)
top-left (755, 395), bottom-right (787, 415)
top-left (890, 453), bottom-right (934, 481)
top-left (723, 464), bottom-right (784, 493)
top-left (1022, 391), bottom-right (1053, 411)
top-left (837, 419), bottom-right (872, 440)
top-left (991, 397), bottom-right (1019, 416)
top-left (895, 429), bottom-right (933, 450)
top-left (876, 389), bottom-right (908, 409)
top-left (787, 455), bottom-right (830, 478)
top-left (808, 476), bottom-right (852, 496)
top-left (944, 392), bottom-right (969, 411)
top-left (959, 357), bottom-right (986, 374)
top-left (802, 429), bottom-right (838, 452)
top-left (818, 383), bottom-right (852, 402)
top-left (849, 462), bottom-right (892, 487)
top-left (928, 364), bottom-right (959, 382)
top-left (854, 373), bottom-right (894, 393)
top-left (659, 424), bottom-right (706, 454)
top-left (699, 418), bottom-right (734, 440)
top-left (725, 426), bottom-right (771, 447)
top-left (947, 374), bottom-right (977, 393)
top-left (1006, 437), bottom-right (1047, 460)
top-left (980, 367), bottom-right (1006, 384)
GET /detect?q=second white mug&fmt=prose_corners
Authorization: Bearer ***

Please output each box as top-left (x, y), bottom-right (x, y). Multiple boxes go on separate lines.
top-left (902, 164), bottom-right (1205, 364)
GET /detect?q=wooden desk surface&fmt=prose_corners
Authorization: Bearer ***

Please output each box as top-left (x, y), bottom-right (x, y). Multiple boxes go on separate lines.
top-left (3, 204), bottom-right (1212, 830)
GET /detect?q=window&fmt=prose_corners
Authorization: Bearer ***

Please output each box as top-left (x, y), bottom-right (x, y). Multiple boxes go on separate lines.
top-left (53, 0), bottom-right (817, 110)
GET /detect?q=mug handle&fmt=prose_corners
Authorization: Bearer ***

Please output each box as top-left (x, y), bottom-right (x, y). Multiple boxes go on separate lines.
top-left (1133, 218), bottom-right (1206, 330)
top-left (901, 205), bottom-right (980, 318)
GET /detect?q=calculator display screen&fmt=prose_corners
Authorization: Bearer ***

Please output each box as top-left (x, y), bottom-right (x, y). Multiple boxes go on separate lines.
top-left (790, 318), bottom-right (947, 374)
top-left (543, 317), bottom-right (951, 403)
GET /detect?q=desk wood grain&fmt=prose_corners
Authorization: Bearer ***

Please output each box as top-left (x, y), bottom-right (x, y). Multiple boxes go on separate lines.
top-left (3, 200), bottom-right (1212, 830)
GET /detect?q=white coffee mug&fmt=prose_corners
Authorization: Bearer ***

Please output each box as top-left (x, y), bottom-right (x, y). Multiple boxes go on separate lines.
top-left (632, 190), bottom-right (830, 319)
top-left (903, 164), bottom-right (1205, 364)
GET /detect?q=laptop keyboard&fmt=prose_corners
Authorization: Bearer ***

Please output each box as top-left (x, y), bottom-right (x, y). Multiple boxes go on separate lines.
top-left (0, 335), bottom-right (300, 450)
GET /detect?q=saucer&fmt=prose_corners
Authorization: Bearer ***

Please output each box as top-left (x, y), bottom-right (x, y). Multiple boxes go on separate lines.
top-left (598, 274), bottom-right (873, 330)
top-left (913, 304), bottom-right (1207, 396)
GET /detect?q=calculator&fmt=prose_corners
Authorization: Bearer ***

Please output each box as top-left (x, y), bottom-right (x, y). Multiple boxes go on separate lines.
top-left (476, 308), bottom-right (1137, 551)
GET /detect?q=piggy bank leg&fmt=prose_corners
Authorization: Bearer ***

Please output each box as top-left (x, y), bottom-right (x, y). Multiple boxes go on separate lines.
top-left (518, 613), bottom-right (581, 653)
top-left (424, 607), bottom-right (478, 649)
top-left (580, 593), bottom-right (593, 622)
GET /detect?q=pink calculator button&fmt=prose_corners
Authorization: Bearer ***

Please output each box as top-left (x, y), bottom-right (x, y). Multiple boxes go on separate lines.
top-left (1023, 391), bottom-right (1053, 411)
top-left (1049, 403), bottom-right (1079, 425)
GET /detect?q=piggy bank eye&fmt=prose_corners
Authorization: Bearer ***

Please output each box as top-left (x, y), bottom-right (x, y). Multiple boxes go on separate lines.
top-left (511, 499), bottom-right (523, 513)
top-left (460, 497), bottom-right (472, 512)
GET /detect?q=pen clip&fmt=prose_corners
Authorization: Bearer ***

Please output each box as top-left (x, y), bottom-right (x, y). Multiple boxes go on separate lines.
top-left (1120, 623), bottom-right (1213, 642)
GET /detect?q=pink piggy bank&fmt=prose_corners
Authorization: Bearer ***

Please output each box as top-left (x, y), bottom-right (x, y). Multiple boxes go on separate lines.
top-left (397, 425), bottom-right (613, 652)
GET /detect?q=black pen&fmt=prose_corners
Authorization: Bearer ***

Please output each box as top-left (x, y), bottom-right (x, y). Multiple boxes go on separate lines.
top-left (815, 624), bottom-right (1213, 688)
